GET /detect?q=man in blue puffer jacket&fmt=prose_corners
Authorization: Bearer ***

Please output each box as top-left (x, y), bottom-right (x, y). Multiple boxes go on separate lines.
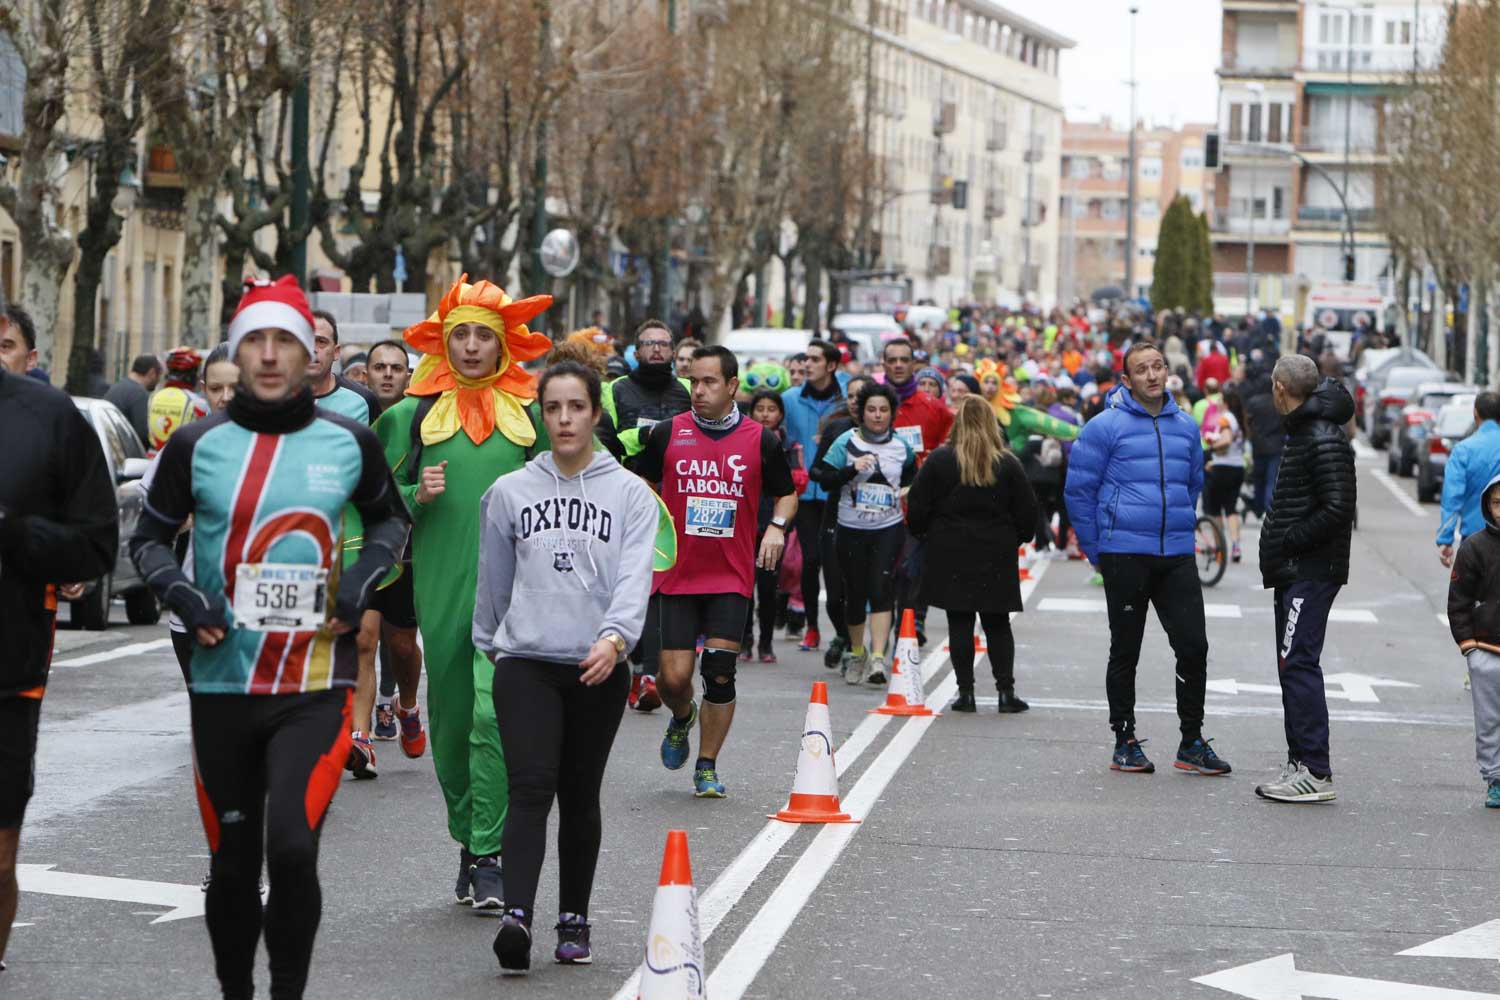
top-left (1064, 342), bottom-right (1232, 777)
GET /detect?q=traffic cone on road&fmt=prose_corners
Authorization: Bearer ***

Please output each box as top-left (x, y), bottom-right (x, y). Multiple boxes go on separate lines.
top-left (771, 682), bottom-right (858, 824)
top-left (636, 830), bottom-right (705, 1000)
top-left (1018, 543), bottom-right (1034, 581)
top-left (871, 609), bottom-right (935, 717)
top-left (974, 615), bottom-right (988, 654)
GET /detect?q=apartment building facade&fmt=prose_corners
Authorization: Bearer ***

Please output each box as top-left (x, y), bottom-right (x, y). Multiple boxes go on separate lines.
top-left (1213, 0), bottom-right (1446, 319)
top-left (1056, 119), bottom-right (1216, 304)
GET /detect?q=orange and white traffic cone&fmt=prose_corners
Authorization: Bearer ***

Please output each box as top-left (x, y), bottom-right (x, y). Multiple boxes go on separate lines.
top-left (771, 681), bottom-right (858, 824)
top-left (871, 609), bottom-right (935, 717)
top-left (636, 830), bottom-right (705, 1000)
top-left (974, 615), bottom-right (988, 654)
top-left (1018, 543), bottom-right (1034, 581)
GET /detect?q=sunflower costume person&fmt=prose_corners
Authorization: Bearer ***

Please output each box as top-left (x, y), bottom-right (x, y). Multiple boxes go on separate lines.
top-left (373, 276), bottom-right (552, 906)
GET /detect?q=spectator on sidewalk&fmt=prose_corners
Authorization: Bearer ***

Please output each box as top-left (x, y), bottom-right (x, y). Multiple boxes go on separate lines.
top-left (106, 354), bottom-right (163, 448)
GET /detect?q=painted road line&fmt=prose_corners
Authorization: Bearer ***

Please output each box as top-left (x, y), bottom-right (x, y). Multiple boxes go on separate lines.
top-left (1439, 612), bottom-right (1451, 627)
top-left (1400, 919), bottom-right (1500, 961)
top-left (705, 671), bottom-right (958, 1000)
top-left (603, 650), bottom-right (949, 1000)
top-left (16, 865), bottom-right (203, 924)
top-left (29, 692), bottom-right (191, 825)
top-left (51, 637), bottom-right (174, 668)
top-left (1009, 696), bottom-right (1468, 728)
top-left (1036, 597), bottom-right (1243, 619)
top-left (1353, 438), bottom-right (1376, 460)
top-left (1328, 608), bottom-right (1379, 623)
top-left (1207, 672), bottom-right (1416, 703)
top-left (1370, 466), bottom-right (1429, 518)
top-left (1195, 952), bottom-right (1499, 999)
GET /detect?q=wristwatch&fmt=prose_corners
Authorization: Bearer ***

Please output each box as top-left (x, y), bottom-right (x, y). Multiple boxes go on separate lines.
top-left (602, 632), bottom-right (627, 655)
top-left (769, 516), bottom-right (790, 531)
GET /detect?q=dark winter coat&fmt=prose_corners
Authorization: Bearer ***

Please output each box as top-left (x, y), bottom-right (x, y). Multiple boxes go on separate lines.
top-left (1241, 374), bottom-right (1285, 459)
top-left (905, 445), bottom-right (1037, 613)
top-left (0, 371), bottom-right (119, 696)
top-left (1258, 378), bottom-right (1356, 588)
top-left (1449, 475), bottom-right (1500, 654)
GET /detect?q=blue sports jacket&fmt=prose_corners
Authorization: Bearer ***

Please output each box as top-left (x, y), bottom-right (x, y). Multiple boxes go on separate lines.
top-left (782, 373), bottom-right (851, 502)
top-left (1438, 420), bottom-right (1500, 546)
top-left (1063, 384), bottom-right (1204, 564)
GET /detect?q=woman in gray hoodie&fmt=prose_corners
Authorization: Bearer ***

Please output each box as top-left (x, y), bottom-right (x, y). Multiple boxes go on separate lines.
top-left (472, 361), bottom-right (659, 974)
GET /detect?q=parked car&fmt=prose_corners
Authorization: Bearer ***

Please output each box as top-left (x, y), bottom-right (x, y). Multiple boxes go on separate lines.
top-left (1417, 398), bottom-right (1477, 503)
top-left (1390, 383), bottom-right (1474, 477)
top-left (1368, 365), bottom-right (1444, 449)
top-left (721, 327), bottom-right (813, 369)
top-left (1350, 348), bottom-right (1436, 430)
top-left (70, 397), bottom-right (159, 629)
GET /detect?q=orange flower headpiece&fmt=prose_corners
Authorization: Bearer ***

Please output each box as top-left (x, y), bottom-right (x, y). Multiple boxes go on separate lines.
top-left (403, 275), bottom-right (553, 448)
top-left (991, 377), bottom-right (1022, 426)
top-left (974, 357), bottom-right (1008, 382)
top-left (566, 327), bottom-right (616, 356)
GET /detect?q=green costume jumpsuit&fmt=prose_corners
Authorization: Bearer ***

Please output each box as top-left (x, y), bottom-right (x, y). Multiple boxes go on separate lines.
top-left (374, 395), bottom-right (547, 856)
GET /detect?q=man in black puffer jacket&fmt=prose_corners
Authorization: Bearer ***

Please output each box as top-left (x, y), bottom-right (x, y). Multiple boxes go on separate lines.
top-left (1255, 355), bottom-right (1356, 804)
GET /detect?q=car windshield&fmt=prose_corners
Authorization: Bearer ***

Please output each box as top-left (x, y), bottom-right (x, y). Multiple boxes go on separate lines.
top-left (1436, 404), bottom-right (1476, 436)
top-left (1384, 368), bottom-right (1436, 392)
top-left (1419, 391), bottom-right (1464, 410)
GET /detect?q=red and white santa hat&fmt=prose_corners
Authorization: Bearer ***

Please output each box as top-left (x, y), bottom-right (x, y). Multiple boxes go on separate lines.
top-left (226, 275), bottom-right (316, 357)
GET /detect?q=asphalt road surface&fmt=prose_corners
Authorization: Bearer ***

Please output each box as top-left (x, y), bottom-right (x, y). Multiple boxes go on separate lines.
top-left (8, 439), bottom-right (1498, 1000)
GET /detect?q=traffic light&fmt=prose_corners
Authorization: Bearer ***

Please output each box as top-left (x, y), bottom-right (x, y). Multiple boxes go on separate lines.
top-left (952, 180), bottom-right (968, 210)
top-left (1343, 252), bottom-right (1356, 282)
top-left (1204, 131), bottom-right (1220, 172)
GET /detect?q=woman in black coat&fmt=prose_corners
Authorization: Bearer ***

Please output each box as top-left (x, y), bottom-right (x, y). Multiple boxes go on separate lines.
top-left (906, 396), bottom-right (1039, 713)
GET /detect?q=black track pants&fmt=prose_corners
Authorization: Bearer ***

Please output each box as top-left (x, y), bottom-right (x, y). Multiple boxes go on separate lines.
top-left (1099, 553), bottom-right (1208, 742)
top-left (190, 689), bottom-right (350, 1000)
top-left (945, 611), bottom-right (1016, 690)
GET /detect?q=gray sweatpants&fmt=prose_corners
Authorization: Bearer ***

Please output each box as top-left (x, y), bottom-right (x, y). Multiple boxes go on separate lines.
top-left (1466, 649), bottom-right (1500, 783)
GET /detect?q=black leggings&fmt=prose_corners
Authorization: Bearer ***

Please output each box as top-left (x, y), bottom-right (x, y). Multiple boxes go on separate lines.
top-left (794, 501), bottom-right (825, 632)
top-left (744, 563), bottom-right (779, 647)
top-left (945, 611), bottom-right (1016, 691)
top-left (818, 505), bottom-right (848, 640)
top-left (190, 689), bottom-right (350, 1000)
top-left (171, 629), bottom-right (194, 685)
top-left (836, 523), bottom-right (905, 627)
top-left (492, 657), bottom-right (630, 919)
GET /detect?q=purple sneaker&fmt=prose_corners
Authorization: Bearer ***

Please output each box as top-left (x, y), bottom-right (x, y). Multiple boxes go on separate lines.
top-left (554, 912), bottom-right (592, 965)
top-left (492, 909), bottom-right (532, 975)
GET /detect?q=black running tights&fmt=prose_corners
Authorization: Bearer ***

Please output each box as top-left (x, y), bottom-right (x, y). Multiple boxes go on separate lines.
top-left (492, 657), bottom-right (630, 919)
top-left (190, 689), bottom-right (350, 1000)
top-left (945, 610), bottom-right (1016, 691)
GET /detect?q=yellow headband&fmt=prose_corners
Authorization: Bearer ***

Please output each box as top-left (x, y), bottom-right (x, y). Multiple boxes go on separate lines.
top-left (442, 304), bottom-right (505, 337)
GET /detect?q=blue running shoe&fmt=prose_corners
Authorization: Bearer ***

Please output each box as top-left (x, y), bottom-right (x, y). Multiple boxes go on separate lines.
top-left (660, 701), bottom-right (697, 771)
top-left (693, 766), bottom-right (727, 798)
top-left (1110, 737), bottom-right (1154, 773)
top-left (1174, 737), bottom-right (1232, 776)
top-left (1488, 783), bottom-right (1500, 809)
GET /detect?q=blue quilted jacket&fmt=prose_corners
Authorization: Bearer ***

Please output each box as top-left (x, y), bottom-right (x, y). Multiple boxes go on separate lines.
top-left (1063, 384), bottom-right (1204, 563)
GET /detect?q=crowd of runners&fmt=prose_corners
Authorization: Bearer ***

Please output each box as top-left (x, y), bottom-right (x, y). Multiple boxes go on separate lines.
top-left (17, 277), bottom-right (1500, 998)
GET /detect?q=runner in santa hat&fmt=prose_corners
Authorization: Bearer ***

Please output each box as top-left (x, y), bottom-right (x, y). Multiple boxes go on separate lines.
top-left (129, 274), bottom-right (408, 999)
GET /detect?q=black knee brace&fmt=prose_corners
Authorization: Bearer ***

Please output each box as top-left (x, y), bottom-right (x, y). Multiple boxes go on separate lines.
top-left (700, 647), bottom-right (738, 705)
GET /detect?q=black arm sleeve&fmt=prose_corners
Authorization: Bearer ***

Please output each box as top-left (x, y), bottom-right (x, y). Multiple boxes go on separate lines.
top-left (595, 406), bottom-right (626, 461)
top-left (128, 432), bottom-right (228, 629)
top-left (335, 426), bottom-right (412, 623)
top-left (760, 427), bottom-right (796, 497)
top-left (634, 420), bottom-right (671, 486)
top-left (1004, 455), bottom-right (1040, 546)
top-left (899, 452), bottom-right (917, 488)
top-left (904, 457), bottom-right (941, 538)
top-left (0, 402), bottom-right (118, 582)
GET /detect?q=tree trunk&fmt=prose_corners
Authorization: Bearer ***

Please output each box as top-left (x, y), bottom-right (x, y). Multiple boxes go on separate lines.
top-left (802, 249), bottom-right (823, 332)
top-left (66, 246), bottom-right (108, 396)
top-left (780, 250), bottom-right (798, 327)
top-left (19, 254), bottom-right (69, 374)
top-left (180, 184), bottom-right (218, 346)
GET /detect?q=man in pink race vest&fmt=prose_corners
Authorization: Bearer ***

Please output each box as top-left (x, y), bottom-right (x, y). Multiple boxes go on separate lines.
top-left (635, 345), bottom-right (798, 798)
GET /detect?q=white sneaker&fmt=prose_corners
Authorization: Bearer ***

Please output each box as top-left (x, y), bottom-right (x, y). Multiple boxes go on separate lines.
top-left (1255, 761), bottom-right (1336, 803)
top-left (844, 651), bottom-right (869, 685)
top-left (866, 655), bottom-right (887, 686)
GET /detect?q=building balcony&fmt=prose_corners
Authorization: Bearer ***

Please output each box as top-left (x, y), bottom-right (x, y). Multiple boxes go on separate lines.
top-left (1212, 212), bottom-right (1291, 238)
top-left (1218, 55), bottom-right (1296, 79)
top-left (1296, 205), bottom-right (1378, 229)
top-left (1297, 129), bottom-right (1384, 156)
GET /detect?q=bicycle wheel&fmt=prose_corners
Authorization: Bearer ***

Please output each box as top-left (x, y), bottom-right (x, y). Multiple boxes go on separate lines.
top-left (1195, 515), bottom-right (1227, 588)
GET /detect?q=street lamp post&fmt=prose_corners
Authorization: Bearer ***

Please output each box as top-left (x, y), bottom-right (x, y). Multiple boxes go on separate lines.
top-left (1123, 5), bottom-right (1139, 299)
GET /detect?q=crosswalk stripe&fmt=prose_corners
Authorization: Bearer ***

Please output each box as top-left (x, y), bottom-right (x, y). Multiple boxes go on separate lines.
top-left (51, 638), bottom-right (174, 668)
top-left (1035, 597), bottom-right (1380, 624)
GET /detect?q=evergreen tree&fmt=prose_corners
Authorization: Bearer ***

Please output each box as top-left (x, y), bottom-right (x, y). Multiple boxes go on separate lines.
top-left (1195, 211), bottom-right (1214, 313)
top-left (1151, 195), bottom-right (1191, 311)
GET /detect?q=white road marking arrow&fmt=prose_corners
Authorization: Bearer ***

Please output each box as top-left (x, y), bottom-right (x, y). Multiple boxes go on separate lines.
top-left (1400, 920), bottom-right (1500, 961)
top-left (1194, 953), bottom-right (1500, 999)
top-left (1206, 673), bottom-right (1418, 704)
top-left (1323, 672), bottom-right (1420, 703)
top-left (1206, 679), bottom-right (1285, 697)
top-left (17, 864), bottom-right (204, 924)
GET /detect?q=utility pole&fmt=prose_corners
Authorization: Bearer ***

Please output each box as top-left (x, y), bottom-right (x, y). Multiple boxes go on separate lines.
top-left (289, 0), bottom-right (311, 286)
top-left (1123, 5), bottom-right (1139, 300)
top-left (528, 2), bottom-right (551, 330)
top-left (856, 0), bottom-right (876, 269)
top-left (1342, 2), bottom-right (1354, 282)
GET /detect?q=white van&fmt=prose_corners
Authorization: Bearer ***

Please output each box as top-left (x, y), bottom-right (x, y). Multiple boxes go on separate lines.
top-left (721, 328), bottom-right (813, 368)
top-left (830, 312), bottom-right (904, 362)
